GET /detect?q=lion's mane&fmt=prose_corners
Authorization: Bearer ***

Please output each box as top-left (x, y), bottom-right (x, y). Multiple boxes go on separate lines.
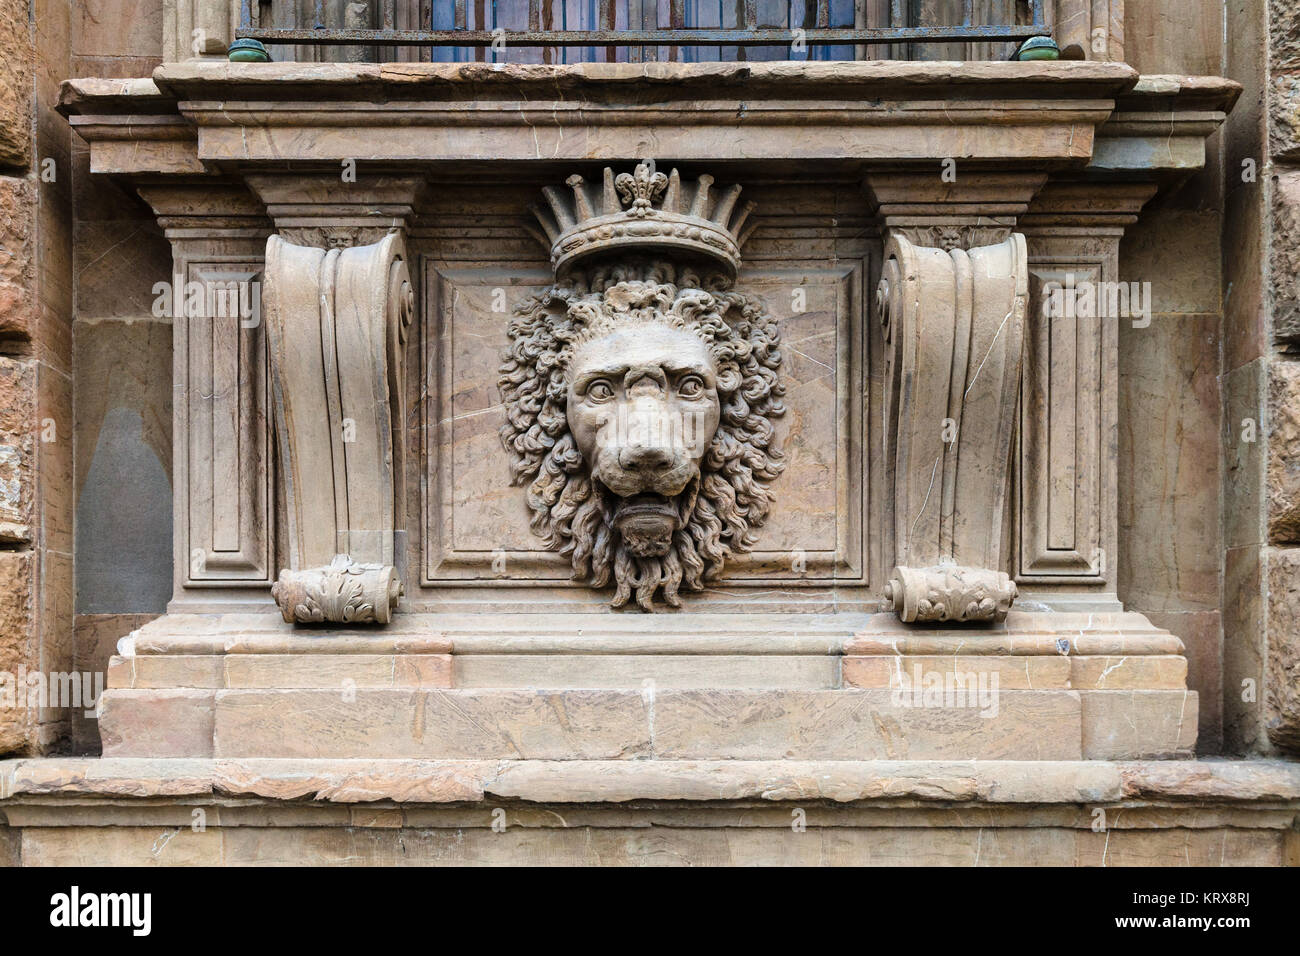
top-left (498, 260), bottom-right (786, 610)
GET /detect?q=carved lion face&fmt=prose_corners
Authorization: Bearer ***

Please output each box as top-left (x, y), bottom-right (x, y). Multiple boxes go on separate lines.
top-left (499, 263), bottom-right (786, 610)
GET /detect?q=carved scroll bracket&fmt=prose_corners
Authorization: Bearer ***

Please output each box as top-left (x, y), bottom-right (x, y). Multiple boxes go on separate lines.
top-left (878, 231), bottom-right (1029, 623)
top-left (263, 230), bottom-right (414, 625)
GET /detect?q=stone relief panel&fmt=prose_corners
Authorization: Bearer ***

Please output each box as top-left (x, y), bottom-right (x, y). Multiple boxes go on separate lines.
top-left (419, 185), bottom-right (867, 607)
top-left (498, 261), bottom-right (785, 611)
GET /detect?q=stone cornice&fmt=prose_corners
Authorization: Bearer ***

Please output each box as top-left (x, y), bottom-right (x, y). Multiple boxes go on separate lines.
top-left (150, 59), bottom-right (1144, 103)
top-left (57, 61), bottom-right (1145, 170)
top-left (1093, 73), bottom-right (1243, 178)
top-left (57, 63), bottom-right (1239, 195)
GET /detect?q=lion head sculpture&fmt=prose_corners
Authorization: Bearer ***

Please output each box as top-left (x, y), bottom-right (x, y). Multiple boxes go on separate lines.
top-left (498, 260), bottom-right (786, 611)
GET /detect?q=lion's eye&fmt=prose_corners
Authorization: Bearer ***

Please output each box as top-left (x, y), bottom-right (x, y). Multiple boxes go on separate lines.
top-left (678, 376), bottom-right (705, 399)
top-left (586, 379), bottom-right (615, 402)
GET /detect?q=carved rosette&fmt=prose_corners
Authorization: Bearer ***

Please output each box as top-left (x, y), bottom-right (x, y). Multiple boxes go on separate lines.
top-left (884, 565), bottom-right (1018, 624)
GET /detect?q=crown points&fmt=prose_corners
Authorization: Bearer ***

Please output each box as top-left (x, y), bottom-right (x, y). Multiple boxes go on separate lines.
top-left (535, 159), bottom-right (752, 277)
top-left (614, 160), bottom-right (668, 218)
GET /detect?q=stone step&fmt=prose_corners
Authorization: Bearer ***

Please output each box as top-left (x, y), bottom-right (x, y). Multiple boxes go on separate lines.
top-left (96, 686), bottom-right (1197, 762)
top-left (107, 650), bottom-right (1186, 693)
top-left (122, 610), bottom-right (1183, 657)
top-left (109, 652), bottom-right (836, 691)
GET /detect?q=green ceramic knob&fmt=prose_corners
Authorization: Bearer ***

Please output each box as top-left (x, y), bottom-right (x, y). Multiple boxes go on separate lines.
top-left (1013, 36), bottom-right (1061, 60)
top-left (228, 39), bottom-right (271, 63)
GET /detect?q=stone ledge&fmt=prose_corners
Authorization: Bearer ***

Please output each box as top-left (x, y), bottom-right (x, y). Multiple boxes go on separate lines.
top-left (139, 60), bottom-right (1142, 103)
top-left (3, 757), bottom-right (1299, 808)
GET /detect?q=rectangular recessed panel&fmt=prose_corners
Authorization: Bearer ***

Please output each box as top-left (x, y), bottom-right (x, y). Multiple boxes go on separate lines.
top-left (1019, 262), bottom-right (1102, 579)
top-left (423, 262), bottom-right (864, 586)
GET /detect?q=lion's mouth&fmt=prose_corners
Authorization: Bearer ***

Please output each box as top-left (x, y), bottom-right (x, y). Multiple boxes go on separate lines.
top-left (612, 493), bottom-right (680, 558)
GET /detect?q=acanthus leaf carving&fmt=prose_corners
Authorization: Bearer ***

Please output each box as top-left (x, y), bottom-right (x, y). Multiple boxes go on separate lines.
top-left (272, 554), bottom-right (403, 625)
top-left (884, 564), bottom-right (1018, 624)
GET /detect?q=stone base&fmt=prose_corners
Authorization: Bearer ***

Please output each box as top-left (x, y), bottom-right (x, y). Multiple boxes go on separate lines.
top-left (95, 611), bottom-right (1198, 762)
top-left (1, 758), bottom-right (1298, 866)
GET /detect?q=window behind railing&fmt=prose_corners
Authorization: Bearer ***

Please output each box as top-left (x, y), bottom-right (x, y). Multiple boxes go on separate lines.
top-left (239, 0), bottom-right (1046, 63)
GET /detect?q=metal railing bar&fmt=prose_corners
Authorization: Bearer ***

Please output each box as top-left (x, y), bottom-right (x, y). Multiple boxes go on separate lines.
top-left (239, 24), bottom-right (1049, 45)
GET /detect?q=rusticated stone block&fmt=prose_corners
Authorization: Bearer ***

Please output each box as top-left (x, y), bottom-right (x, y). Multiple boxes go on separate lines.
top-left (0, 355), bottom-right (34, 544)
top-left (1272, 75), bottom-right (1300, 165)
top-left (1265, 547), bottom-right (1300, 753)
top-left (0, 550), bottom-right (35, 754)
top-left (0, 177), bottom-right (34, 340)
top-left (1273, 0), bottom-right (1300, 69)
top-left (0, 0), bottom-right (31, 169)
top-left (1268, 359), bottom-right (1300, 542)
top-left (1272, 170), bottom-right (1300, 346)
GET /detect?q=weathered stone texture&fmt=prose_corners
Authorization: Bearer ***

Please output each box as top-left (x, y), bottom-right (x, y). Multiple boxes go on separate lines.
top-left (1268, 359), bottom-right (1300, 542)
top-left (1270, 75), bottom-right (1300, 165)
top-left (0, 176), bottom-right (35, 340)
top-left (72, 613), bottom-right (158, 754)
top-left (1272, 170), bottom-right (1300, 346)
top-left (0, 0), bottom-right (31, 169)
top-left (1273, 0), bottom-right (1300, 69)
top-left (1265, 547), bottom-right (1300, 751)
top-left (0, 550), bottom-right (35, 754)
top-left (1124, 0), bottom-right (1222, 75)
top-left (1118, 313), bottom-right (1223, 611)
top-left (72, 317), bottom-right (172, 615)
top-left (0, 355), bottom-right (34, 545)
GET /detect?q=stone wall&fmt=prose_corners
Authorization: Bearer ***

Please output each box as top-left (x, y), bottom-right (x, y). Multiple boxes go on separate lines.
top-left (1117, 0), bottom-right (1228, 752)
top-left (68, 0), bottom-right (170, 753)
top-left (0, 0), bottom-right (75, 755)
top-left (1220, 0), bottom-right (1300, 756)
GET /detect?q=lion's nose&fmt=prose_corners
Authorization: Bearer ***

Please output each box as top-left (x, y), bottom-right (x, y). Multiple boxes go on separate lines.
top-left (619, 445), bottom-right (675, 472)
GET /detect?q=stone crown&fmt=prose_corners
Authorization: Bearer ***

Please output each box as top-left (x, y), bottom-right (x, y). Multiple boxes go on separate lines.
top-left (531, 160), bottom-right (756, 278)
